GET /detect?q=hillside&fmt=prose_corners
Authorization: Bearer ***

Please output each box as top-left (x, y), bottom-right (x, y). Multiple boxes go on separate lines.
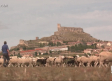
top-left (40, 24), bottom-right (97, 42)
top-left (10, 24), bottom-right (98, 50)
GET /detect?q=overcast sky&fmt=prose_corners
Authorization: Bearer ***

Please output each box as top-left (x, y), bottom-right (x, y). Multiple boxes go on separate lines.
top-left (0, 0), bottom-right (112, 49)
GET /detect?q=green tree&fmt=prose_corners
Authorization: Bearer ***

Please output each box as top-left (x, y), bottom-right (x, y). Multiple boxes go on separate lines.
top-left (63, 41), bottom-right (68, 45)
top-left (39, 52), bottom-right (41, 55)
top-left (101, 45), bottom-right (105, 49)
top-left (57, 42), bottom-right (61, 46)
top-left (69, 43), bottom-right (98, 53)
top-left (67, 46), bottom-right (70, 51)
top-left (17, 53), bottom-right (22, 58)
top-left (35, 52), bottom-right (37, 56)
top-left (43, 53), bottom-right (48, 55)
top-left (74, 45), bottom-right (78, 52)
top-left (71, 46), bottom-right (75, 52)
top-left (23, 46), bottom-right (26, 50)
top-left (58, 51), bottom-right (61, 54)
top-left (39, 43), bottom-right (44, 47)
top-left (49, 50), bottom-right (52, 54)
top-left (48, 42), bottom-right (54, 46)
top-left (53, 43), bottom-right (56, 46)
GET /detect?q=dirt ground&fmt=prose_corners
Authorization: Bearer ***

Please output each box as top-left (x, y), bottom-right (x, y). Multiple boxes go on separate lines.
top-left (0, 67), bottom-right (111, 81)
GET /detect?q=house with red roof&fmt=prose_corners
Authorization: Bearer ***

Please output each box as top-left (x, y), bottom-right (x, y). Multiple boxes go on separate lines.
top-left (84, 49), bottom-right (93, 54)
top-left (20, 48), bottom-right (47, 56)
top-left (86, 42), bottom-right (94, 46)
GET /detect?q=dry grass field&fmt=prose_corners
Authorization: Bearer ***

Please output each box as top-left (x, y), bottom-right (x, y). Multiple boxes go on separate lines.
top-left (0, 67), bottom-right (111, 81)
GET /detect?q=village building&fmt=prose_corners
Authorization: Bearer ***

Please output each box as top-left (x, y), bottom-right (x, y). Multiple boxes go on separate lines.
top-left (20, 48), bottom-right (47, 56)
top-left (96, 42), bottom-right (107, 47)
top-left (19, 48), bottom-right (23, 51)
top-left (104, 46), bottom-right (112, 51)
top-left (86, 42), bottom-right (94, 46)
top-left (97, 42), bottom-right (104, 47)
top-left (109, 46), bottom-right (112, 51)
top-left (38, 41), bottom-right (49, 45)
top-left (84, 49), bottom-right (93, 54)
top-left (20, 50), bottom-right (35, 56)
top-left (102, 49), bottom-right (109, 51)
top-left (49, 46), bottom-right (68, 52)
top-left (107, 42), bottom-right (112, 46)
top-left (51, 39), bottom-right (63, 44)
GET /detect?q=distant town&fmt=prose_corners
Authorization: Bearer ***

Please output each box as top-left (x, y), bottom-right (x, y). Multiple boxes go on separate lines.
top-left (0, 24), bottom-right (112, 57)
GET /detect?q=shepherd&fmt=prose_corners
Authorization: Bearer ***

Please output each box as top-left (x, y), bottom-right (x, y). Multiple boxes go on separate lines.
top-left (1, 41), bottom-right (10, 67)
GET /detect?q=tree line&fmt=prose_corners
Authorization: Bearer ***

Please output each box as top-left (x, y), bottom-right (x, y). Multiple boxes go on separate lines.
top-left (68, 43), bottom-right (97, 52)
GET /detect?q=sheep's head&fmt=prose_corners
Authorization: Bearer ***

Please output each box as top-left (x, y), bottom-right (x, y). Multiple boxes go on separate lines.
top-left (76, 55), bottom-right (79, 58)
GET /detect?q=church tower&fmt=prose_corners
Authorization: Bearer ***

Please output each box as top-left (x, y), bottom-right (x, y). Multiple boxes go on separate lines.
top-left (57, 24), bottom-right (61, 31)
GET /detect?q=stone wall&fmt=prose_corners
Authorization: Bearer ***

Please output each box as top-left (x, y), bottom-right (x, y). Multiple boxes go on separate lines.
top-left (54, 24), bottom-right (84, 35)
top-left (19, 39), bottom-right (28, 46)
top-left (57, 24), bottom-right (83, 33)
top-left (41, 24), bottom-right (97, 42)
top-left (36, 37), bottom-right (39, 40)
top-left (59, 27), bottom-right (83, 33)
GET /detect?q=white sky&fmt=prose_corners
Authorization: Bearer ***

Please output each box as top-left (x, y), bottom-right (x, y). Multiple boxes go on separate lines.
top-left (0, 0), bottom-right (112, 48)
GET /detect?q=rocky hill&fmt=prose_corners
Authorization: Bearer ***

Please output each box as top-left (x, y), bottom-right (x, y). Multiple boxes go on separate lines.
top-left (10, 24), bottom-right (98, 51)
top-left (40, 24), bottom-right (97, 42)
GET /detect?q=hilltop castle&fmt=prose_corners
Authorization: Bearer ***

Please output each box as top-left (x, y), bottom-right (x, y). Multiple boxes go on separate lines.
top-left (54, 24), bottom-right (84, 35)
top-left (19, 37), bottom-right (39, 46)
top-left (19, 24), bottom-right (97, 46)
top-left (19, 39), bottom-right (29, 46)
top-left (19, 37), bottom-right (48, 47)
top-left (57, 24), bottom-right (83, 32)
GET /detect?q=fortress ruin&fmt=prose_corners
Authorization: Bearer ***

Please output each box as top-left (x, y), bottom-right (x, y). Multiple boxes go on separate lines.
top-left (19, 39), bottom-right (28, 46)
top-left (54, 24), bottom-right (84, 35)
top-left (19, 37), bottom-right (39, 46)
top-left (19, 24), bottom-right (97, 46)
top-left (57, 24), bottom-right (83, 32)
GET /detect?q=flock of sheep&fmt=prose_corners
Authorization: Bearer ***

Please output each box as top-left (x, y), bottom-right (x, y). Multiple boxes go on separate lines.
top-left (0, 51), bottom-right (111, 67)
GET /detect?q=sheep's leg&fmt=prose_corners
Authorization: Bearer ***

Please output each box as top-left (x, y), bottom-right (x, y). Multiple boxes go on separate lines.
top-left (90, 63), bottom-right (92, 67)
top-left (101, 62), bottom-right (104, 67)
top-left (104, 63), bottom-right (108, 67)
top-left (74, 64), bottom-right (77, 67)
top-left (8, 63), bottom-right (11, 67)
top-left (75, 62), bottom-right (79, 67)
top-left (21, 64), bottom-right (23, 67)
top-left (45, 63), bottom-right (48, 67)
top-left (94, 62), bottom-right (98, 67)
top-left (82, 63), bottom-right (85, 67)
top-left (55, 63), bottom-right (57, 67)
top-left (79, 62), bottom-right (82, 67)
top-left (106, 62), bottom-right (110, 67)
top-left (63, 63), bottom-right (65, 67)
top-left (108, 62), bottom-right (110, 67)
top-left (15, 63), bottom-right (18, 67)
top-left (87, 63), bottom-right (90, 67)
top-left (99, 61), bottom-right (104, 68)
top-left (25, 64), bottom-right (27, 67)
top-left (18, 63), bottom-right (21, 67)
top-left (0, 64), bottom-right (2, 67)
top-left (31, 64), bottom-right (33, 67)
top-left (9, 64), bottom-right (12, 67)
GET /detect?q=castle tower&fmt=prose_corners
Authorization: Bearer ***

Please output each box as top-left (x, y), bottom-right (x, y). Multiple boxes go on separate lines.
top-left (19, 39), bottom-right (24, 44)
top-left (57, 24), bottom-right (61, 31)
top-left (36, 37), bottom-right (39, 40)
